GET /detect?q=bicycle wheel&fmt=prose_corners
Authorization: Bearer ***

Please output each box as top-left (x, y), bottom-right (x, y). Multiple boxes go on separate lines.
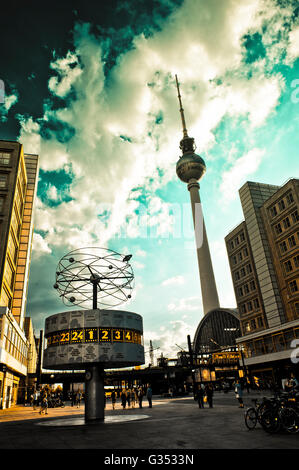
top-left (279, 408), bottom-right (299, 434)
top-left (260, 409), bottom-right (281, 434)
top-left (245, 407), bottom-right (258, 430)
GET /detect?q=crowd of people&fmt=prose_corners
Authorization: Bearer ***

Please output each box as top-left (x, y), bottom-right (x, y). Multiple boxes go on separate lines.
top-left (110, 385), bottom-right (153, 410)
top-left (27, 373), bottom-right (299, 415)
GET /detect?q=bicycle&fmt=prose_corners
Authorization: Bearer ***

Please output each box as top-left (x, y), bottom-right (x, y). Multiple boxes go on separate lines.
top-left (244, 396), bottom-right (276, 430)
top-left (260, 393), bottom-right (299, 434)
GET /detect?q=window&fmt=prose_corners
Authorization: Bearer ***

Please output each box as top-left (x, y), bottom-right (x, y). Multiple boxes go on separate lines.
top-left (240, 267), bottom-right (246, 277)
top-left (243, 247), bottom-right (248, 257)
top-left (237, 287), bottom-right (243, 297)
top-left (291, 210), bottom-right (299, 224)
top-left (253, 298), bottom-right (260, 309)
top-left (232, 256), bottom-right (237, 265)
top-left (270, 206), bottom-right (277, 217)
top-left (0, 173), bottom-right (7, 188)
top-left (250, 280), bottom-right (256, 291)
top-left (280, 241), bottom-right (288, 254)
top-left (283, 217), bottom-right (291, 229)
top-left (284, 260), bottom-right (293, 273)
top-left (240, 232), bottom-right (245, 242)
top-left (247, 264), bottom-right (252, 274)
top-left (244, 284), bottom-right (249, 294)
top-left (294, 255), bottom-right (299, 268)
top-left (286, 192), bottom-right (294, 205)
top-left (229, 241), bottom-right (234, 250)
top-left (0, 152), bottom-right (11, 165)
top-left (235, 236), bottom-right (239, 245)
top-left (0, 196), bottom-right (4, 212)
top-left (238, 252), bottom-right (243, 261)
top-left (289, 235), bottom-right (297, 248)
top-left (247, 301), bottom-right (253, 311)
top-left (275, 223), bottom-right (282, 235)
top-left (278, 199), bottom-right (285, 211)
top-left (289, 280), bottom-right (298, 293)
top-left (234, 271), bottom-right (240, 281)
top-left (240, 304), bottom-right (246, 314)
top-left (257, 316), bottom-right (263, 328)
top-left (295, 303), bottom-right (299, 317)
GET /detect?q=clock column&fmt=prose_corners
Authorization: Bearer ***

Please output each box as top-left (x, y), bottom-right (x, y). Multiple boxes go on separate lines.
top-left (85, 365), bottom-right (105, 422)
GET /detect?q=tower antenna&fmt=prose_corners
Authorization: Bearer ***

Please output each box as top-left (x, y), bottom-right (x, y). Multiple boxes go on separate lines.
top-left (175, 74), bottom-right (188, 138)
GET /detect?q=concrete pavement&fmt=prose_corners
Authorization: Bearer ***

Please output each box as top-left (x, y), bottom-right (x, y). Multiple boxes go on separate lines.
top-left (0, 391), bottom-right (298, 450)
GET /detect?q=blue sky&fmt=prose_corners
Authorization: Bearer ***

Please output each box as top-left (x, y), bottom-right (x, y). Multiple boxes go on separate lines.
top-left (1, 0), bottom-right (299, 361)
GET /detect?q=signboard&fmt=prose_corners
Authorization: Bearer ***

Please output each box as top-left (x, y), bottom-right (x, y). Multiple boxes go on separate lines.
top-left (46, 327), bottom-right (142, 347)
top-left (212, 352), bottom-right (240, 363)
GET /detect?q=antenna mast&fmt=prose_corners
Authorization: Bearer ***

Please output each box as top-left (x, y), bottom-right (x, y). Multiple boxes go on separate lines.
top-left (175, 75), bottom-right (189, 138)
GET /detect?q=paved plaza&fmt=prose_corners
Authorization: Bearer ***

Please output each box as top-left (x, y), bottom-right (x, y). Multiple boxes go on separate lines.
top-left (0, 391), bottom-right (298, 451)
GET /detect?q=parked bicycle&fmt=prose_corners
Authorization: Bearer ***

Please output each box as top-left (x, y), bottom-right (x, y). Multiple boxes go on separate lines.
top-left (244, 389), bottom-right (299, 434)
top-left (244, 396), bottom-right (277, 430)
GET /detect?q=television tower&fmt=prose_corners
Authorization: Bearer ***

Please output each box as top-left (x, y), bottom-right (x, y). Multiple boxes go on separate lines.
top-left (175, 75), bottom-right (220, 315)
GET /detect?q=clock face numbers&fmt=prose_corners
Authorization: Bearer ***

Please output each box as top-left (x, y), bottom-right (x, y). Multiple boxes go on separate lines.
top-left (46, 327), bottom-right (142, 347)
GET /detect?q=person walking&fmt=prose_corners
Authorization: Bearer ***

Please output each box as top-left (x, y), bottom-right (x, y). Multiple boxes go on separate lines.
top-left (111, 390), bottom-right (117, 410)
top-left (205, 383), bottom-right (214, 408)
top-left (75, 391), bottom-right (82, 408)
top-left (39, 394), bottom-right (48, 415)
top-left (146, 385), bottom-right (153, 408)
top-left (33, 391), bottom-right (39, 410)
top-left (137, 387), bottom-right (143, 408)
top-left (126, 389), bottom-right (131, 408)
top-left (131, 388), bottom-right (136, 408)
top-left (234, 380), bottom-right (244, 408)
top-left (121, 389), bottom-right (127, 409)
top-left (197, 384), bottom-right (205, 409)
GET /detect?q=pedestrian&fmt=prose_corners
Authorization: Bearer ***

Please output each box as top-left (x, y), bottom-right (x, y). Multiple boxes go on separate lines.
top-left (121, 389), bottom-right (127, 409)
top-left (75, 391), bottom-right (82, 408)
top-left (234, 380), bottom-right (244, 408)
top-left (126, 389), bottom-right (131, 408)
top-left (146, 385), bottom-right (153, 408)
top-left (39, 394), bottom-right (48, 415)
top-left (111, 390), bottom-right (117, 410)
top-left (33, 390), bottom-right (39, 410)
top-left (205, 384), bottom-right (214, 408)
top-left (197, 384), bottom-right (205, 409)
top-left (131, 388), bottom-right (136, 408)
top-left (137, 387), bottom-right (143, 408)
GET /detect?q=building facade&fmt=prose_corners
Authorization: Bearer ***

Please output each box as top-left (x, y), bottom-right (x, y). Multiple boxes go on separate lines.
top-left (225, 179), bottom-right (299, 385)
top-left (0, 140), bottom-right (39, 407)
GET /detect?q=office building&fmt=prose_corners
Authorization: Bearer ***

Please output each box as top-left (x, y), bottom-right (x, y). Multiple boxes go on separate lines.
top-left (225, 179), bottom-right (299, 384)
top-left (0, 140), bottom-right (39, 408)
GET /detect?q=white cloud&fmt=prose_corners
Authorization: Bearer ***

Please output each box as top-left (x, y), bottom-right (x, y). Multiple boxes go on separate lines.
top-left (219, 147), bottom-right (265, 204)
top-left (162, 275), bottom-right (185, 287)
top-left (287, 26), bottom-right (299, 61)
top-left (167, 295), bottom-right (202, 313)
top-left (32, 233), bottom-right (52, 256)
top-left (144, 319), bottom-right (197, 358)
top-left (15, 0), bottom-right (297, 310)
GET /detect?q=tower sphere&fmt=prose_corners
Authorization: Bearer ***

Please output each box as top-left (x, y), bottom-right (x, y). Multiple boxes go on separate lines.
top-left (176, 152), bottom-right (206, 183)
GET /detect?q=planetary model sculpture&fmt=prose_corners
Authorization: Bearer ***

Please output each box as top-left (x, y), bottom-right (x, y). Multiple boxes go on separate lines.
top-left (43, 247), bottom-right (144, 423)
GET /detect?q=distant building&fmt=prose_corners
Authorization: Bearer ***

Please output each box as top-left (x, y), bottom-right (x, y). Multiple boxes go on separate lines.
top-left (0, 140), bottom-right (39, 408)
top-left (225, 179), bottom-right (299, 385)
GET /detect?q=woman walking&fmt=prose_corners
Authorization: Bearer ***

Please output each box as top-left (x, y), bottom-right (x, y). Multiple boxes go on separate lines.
top-left (111, 390), bottom-right (117, 410)
top-left (234, 380), bottom-right (244, 408)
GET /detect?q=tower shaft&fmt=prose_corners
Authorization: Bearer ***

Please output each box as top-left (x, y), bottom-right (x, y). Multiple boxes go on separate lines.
top-left (188, 179), bottom-right (220, 314)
